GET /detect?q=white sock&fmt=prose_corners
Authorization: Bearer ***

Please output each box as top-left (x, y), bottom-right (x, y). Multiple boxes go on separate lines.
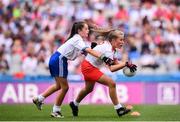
top-left (114, 103), bottom-right (123, 110)
top-left (53, 104), bottom-right (61, 112)
top-left (74, 100), bottom-right (79, 106)
top-left (38, 95), bottom-right (45, 102)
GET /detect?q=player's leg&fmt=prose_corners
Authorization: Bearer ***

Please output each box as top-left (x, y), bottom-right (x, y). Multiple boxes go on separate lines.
top-left (76, 81), bottom-right (95, 103)
top-left (33, 52), bottom-right (63, 110)
top-left (98, 75), bottom-right (118, 105)
top-left (97, 75), bottom-right (131, 117)
top-left (54, 77), bottom-right (69, 106)
top-left (41, 83), bottom-right (61, 98)
top-left (32, 81), bottom-right (61, 110)
top-left (70, 81), bottom-right (95, 116)
top-left (51, 77), bottom-right (68, 118)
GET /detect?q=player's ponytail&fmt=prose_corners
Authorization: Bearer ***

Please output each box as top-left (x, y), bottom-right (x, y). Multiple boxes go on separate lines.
top-left (90, 28), bottom-right (114, 37)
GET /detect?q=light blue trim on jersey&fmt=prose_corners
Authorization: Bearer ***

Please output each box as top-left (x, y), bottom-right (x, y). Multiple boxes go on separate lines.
top-left (59, 54), bottom-right (63, 77)
top-left (81, 46), bottom-right (89, 53)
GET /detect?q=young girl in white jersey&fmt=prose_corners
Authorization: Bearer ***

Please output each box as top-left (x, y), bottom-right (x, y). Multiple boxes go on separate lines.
top-left (69, 29), bottom-right (137, 117)
top-left (32, 21), bottom-right (113, 118)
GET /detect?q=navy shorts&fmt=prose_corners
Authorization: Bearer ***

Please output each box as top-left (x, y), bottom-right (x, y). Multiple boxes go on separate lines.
top-left (49, 52), bottom-right (68, 78)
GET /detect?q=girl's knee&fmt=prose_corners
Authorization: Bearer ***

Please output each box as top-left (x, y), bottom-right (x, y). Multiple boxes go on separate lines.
top-left (55, 86), bottom-right (61, 90)
top-left (62, 85), bottom-right (69, 92)
top-left (109, 81), bottom-right (116, 88)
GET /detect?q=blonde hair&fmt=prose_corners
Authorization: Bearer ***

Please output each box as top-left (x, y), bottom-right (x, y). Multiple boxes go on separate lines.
top-left (90, 26), bottom-right (125, 42)
top-left (90, 28), bottom-right (114, 37)
top-left (107, 30), bottom-right (125, 42)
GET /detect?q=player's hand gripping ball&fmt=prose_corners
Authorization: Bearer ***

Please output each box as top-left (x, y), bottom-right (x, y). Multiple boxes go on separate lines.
top-left (123, 66), bottom-right (136, 77)
top-left (123, 61), bottom-right (137, 77)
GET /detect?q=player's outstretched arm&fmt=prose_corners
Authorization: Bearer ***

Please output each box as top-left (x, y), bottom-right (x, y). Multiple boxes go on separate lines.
top-left (108, 60), bottom-right (126, 72)
top-left (108, 60), bottom-right (137, 72)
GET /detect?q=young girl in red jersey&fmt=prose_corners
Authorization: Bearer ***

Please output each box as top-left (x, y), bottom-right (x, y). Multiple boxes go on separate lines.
top-left (70, 29), bottom-right (137, 117)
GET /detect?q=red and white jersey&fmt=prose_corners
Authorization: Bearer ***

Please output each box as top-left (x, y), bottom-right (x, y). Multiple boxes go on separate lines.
top-left (57, 34), bottom-right (87, 60)
top-left (85, 41), bottom-right (115, 68)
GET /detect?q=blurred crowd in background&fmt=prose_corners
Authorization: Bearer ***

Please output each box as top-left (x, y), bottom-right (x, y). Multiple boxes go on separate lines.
top-left (0, 0), bottom-right (179, 77)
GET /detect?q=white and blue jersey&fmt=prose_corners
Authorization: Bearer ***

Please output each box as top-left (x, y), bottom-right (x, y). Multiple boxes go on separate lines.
top-left (57, 34), bottom-right (87, 60)
top-left (49, 34), bottom-right (88, 78)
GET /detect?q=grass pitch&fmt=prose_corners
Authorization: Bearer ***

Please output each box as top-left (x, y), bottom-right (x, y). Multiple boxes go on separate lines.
top-left (0, 104), bottom-right (180, 121)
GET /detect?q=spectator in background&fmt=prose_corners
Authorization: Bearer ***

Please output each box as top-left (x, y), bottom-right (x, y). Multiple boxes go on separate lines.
top-left (0, 45), bottom-right (9, 74)
top-left (94, 9), bottom-right (106, 26)
top-left (36, 48), bottom-right (49, 76)
top-left (41, 26), bottom-right (55, 45)
top-left (115, 5), bottom-right (128, 22)
top-left (9, 39), bottom-right (24, 75)
top-left (22, 41), bottom-right (37, 76)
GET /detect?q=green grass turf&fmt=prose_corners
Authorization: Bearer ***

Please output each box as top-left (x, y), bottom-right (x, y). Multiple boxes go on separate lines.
top-left (0, 104), bottom-right (180, 121)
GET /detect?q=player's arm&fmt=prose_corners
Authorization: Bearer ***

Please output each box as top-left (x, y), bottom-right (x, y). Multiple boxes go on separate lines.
top-left (108, 59), bottom-right (137, 72)
top-left (84, 47), bottom-right (101, 58)
top-left (108, 60), bottom-right (126, 72)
